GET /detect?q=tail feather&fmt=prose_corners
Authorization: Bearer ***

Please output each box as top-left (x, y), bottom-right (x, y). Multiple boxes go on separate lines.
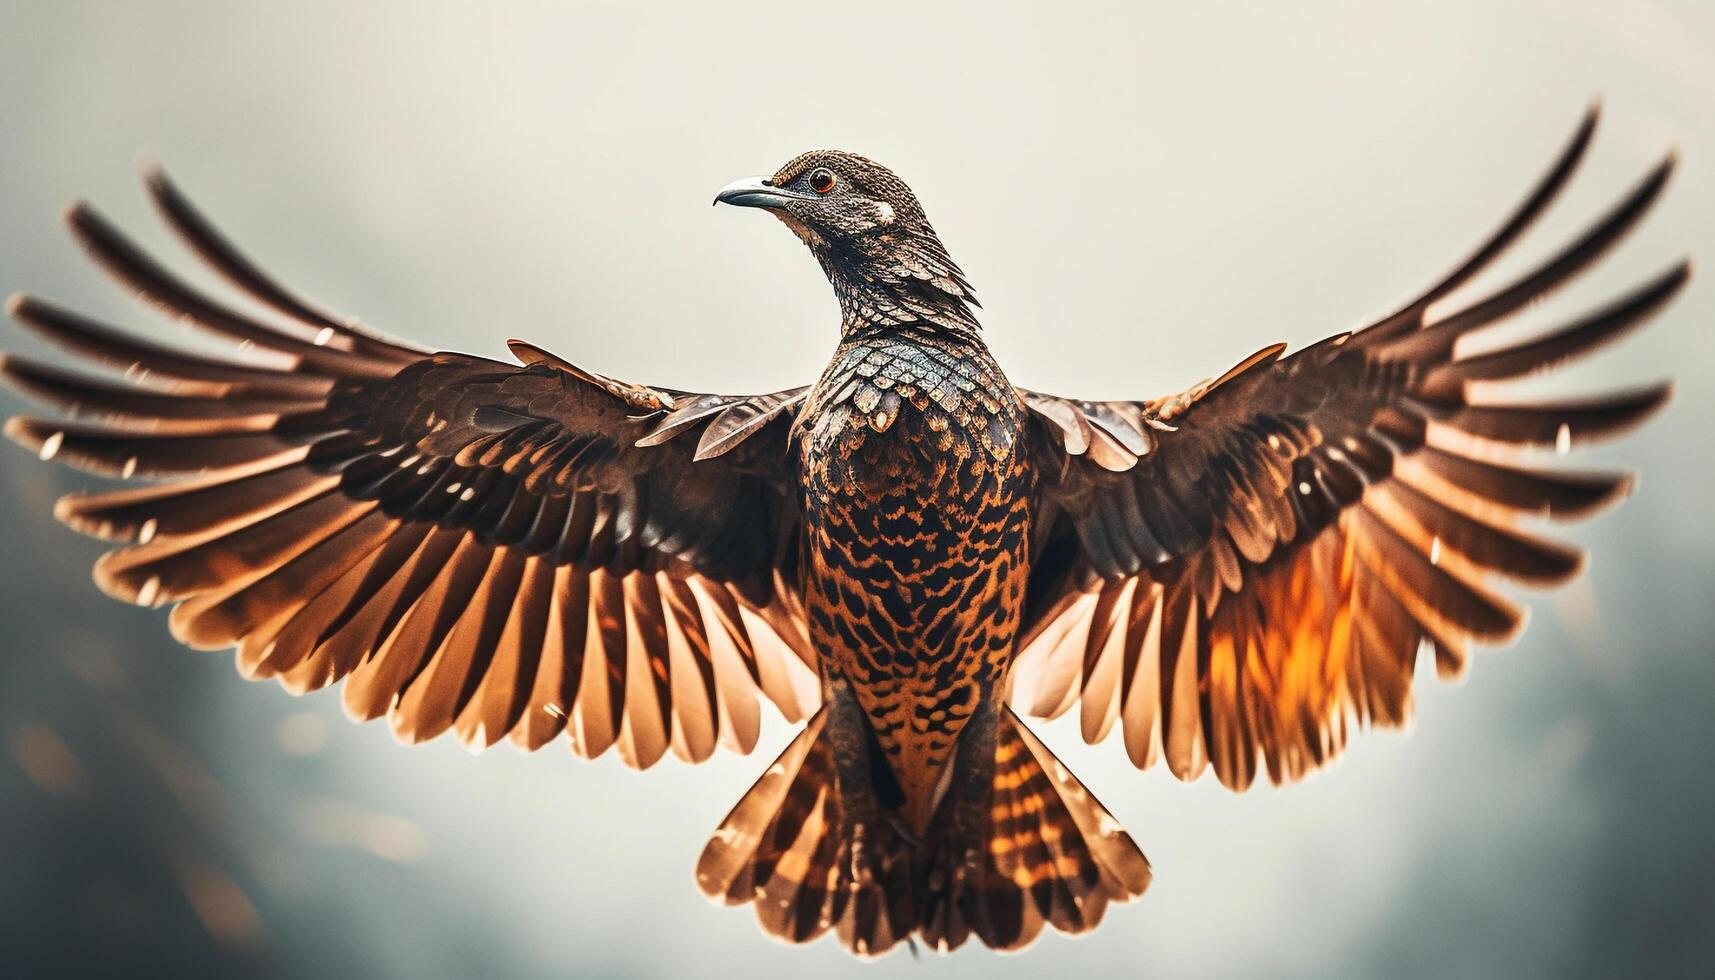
top-left (697, 705), bottom-right (1150, 956)
top-left (923, 710), bottom-right (1150, 951)
top-left (696, 708), bottom-right (913, 952)
top-left (697, 710), bottom-right (829, 908)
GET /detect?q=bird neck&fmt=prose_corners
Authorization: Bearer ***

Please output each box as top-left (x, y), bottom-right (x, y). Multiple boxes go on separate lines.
top-left (803, 230), bottom-right (982, 342)
top-left (830, 273), bottom-right (982, 342)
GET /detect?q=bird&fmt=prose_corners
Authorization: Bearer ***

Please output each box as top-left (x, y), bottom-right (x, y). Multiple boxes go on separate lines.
top-left (0, 104), bottom-right (1682, 957)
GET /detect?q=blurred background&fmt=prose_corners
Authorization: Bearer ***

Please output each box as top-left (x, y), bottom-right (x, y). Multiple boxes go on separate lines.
top-left (2, 1), bottom-right (1712, 977)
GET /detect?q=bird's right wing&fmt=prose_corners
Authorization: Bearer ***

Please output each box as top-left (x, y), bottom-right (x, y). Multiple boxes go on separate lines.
top-left (1012, 107), bottom-right (1682, 790)
top-left (2, 169), bottom-right (819, 769)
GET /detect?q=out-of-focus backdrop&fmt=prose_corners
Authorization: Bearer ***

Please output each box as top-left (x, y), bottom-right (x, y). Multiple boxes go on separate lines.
top-left (2, 2), bottom-right (1712, 977)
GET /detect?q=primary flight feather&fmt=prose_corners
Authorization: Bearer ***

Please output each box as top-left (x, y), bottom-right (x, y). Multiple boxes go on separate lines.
top-left (1, 104), bottom-right (1681, 955)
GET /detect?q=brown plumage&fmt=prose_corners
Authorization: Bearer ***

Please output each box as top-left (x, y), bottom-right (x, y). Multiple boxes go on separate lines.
top-left (0, 104), bottom-right (1681, 956)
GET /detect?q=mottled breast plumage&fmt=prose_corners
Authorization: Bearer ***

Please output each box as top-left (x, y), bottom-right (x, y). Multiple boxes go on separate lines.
top-left (798, 324), bottom-right (1021, 458)
top-left (797, 326), bottom-right (1032, 831)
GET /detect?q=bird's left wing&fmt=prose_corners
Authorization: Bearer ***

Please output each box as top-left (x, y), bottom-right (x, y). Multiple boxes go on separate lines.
top-left (2, 170), bottom-right (818, 768)
top-left (1012, 107), bottom-right (1682, 790)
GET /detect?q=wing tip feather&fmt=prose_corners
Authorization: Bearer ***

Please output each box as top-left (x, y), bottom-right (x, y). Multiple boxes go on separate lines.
top-left (1557, 466), bottom-right (1632, 521)
top-left (61, 198), bottom-right (96, 233)
top-left (49, 494), bottom-right (79, 530)
top-left (133, 147), bottom-right (169, 187)
top-left (138, 155), bottom-right (170, 190)
top-left (1627, 379), bottom-right (1676, 430)
top-left (3, 415), bottom-right (40, 453)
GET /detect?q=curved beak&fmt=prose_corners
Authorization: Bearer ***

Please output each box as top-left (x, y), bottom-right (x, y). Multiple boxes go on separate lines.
top-left (713, 176), bottom-right (817, 209)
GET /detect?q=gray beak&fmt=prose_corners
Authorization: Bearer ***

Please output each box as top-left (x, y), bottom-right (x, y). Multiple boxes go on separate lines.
top-left (713, 176), bottom-right (818, 209)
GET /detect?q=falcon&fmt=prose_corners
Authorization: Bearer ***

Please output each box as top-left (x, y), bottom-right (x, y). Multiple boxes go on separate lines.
top-left (1, 106), bottom-right (1681, 956)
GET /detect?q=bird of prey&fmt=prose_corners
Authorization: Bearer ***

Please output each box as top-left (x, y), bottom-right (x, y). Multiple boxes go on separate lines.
top-left (1, 105), bottom-right (1681, 956)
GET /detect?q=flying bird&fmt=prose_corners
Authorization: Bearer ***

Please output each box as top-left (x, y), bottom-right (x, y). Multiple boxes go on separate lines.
top-left (0, 105), bottom-right (1682, 956)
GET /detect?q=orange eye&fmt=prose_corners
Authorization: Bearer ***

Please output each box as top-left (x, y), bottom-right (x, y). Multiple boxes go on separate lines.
top-left (808, 168), bottom-right (837, 194)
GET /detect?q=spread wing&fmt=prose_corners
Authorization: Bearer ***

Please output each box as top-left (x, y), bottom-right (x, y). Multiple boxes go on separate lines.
top-left (1013, 106), bottom-right (1682, 790)
top-left (1, 168), bottom-right (819, 769)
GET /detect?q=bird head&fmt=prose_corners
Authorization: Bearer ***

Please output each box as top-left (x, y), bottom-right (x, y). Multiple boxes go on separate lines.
top-left (715, 151), bottom-right (979, 334)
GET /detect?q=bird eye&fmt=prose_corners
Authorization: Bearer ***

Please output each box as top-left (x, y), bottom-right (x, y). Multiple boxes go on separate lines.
top-left (808, 168), bottom-right (837, 194)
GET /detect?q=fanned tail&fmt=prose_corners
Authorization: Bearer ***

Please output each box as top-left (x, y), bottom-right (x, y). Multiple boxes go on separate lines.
top-left (695, 709), bottom-right (916, 954)
top-left (697, 706), bottom-right (1150, 956)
